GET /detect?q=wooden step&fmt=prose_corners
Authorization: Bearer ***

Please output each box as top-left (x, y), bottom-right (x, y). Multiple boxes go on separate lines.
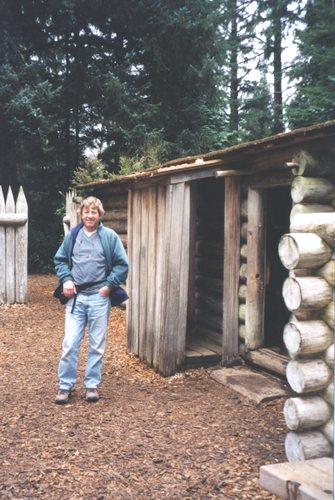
top-left (185, 336), bottom-right (221, 368)
top-left (260, 458), bottom-right (333, 499)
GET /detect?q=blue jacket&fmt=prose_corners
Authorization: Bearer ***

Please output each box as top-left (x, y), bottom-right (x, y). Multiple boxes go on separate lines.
top-left (54, 222), bottom-right (129, 289)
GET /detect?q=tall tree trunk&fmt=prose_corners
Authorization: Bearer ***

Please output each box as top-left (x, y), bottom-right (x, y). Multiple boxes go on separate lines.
top-left (112, 31), bottom-right (125, 173)
top-left (73, 25), bottom-right (80, 175)
top-left (272, 2), bottom-right (284, 133)
top-left (229, 0), bottom-right (239, 132)
top-left (65, 35), bottom-right (71, 186)
top-left (74, 100), bottom-right (80, 172)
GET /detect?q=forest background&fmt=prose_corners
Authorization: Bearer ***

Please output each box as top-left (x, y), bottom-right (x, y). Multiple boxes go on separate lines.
top-left (1, 0), bottom-right (334, 272)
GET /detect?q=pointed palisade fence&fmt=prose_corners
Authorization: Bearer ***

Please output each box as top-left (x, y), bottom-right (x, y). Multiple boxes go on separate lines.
top-left (63, 189), bottom-right (81, 235)
top-left (0, 186), bottom-right (28, 305)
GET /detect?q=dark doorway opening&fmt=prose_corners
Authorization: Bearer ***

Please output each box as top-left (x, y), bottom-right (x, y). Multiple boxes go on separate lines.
top-left (185, 178), bottom-right (225, 367)
top-left (264, 186), bottom-right (291, 352)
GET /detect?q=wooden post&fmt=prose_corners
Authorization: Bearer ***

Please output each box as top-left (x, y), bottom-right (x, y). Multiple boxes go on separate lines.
top-left (223, 177), bottom-right (241, 364)
top-left (69, 189), bottom-right (79, 228)
top-left (0, 187), bottom-right (5, 304)
top-left (63, 189), bottom-right (80, 234)
top-left (153, 184), bottom-right (170, 371)
top-left (187, 183), bottom-right (197, 334)
top-left (5, 187), bottom-right (15, 304)
top-left (63, 191), bottom-right (71, 235)
top-left (126, 188), bottom-right (133, 352)
top-left (15, 187), bottom-right (28, 303)
top-left (245, 188), bottom-right (266, 350)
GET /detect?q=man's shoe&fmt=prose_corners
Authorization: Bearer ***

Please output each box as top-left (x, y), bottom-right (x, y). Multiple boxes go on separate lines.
top-left (55, 389), bottom-right (70, 405)
top-left (85, 388), bottom-right (99, 403)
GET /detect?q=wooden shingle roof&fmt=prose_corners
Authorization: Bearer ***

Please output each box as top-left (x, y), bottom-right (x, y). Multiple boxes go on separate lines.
top-left (77, 120), bottom-right (335, 189)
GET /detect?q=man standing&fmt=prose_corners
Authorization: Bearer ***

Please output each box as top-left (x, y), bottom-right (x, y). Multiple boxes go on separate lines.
top-left (54, 196), bottom-right (128, 404)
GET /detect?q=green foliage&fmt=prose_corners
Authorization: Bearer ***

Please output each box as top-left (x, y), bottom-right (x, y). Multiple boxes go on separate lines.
top-left (72, 158), bottom-right (110, 185)
top-left (240, 75), bottom-right (274, 141)
top-left (287, 0), bottom-right (335, 128)
top-left (119, 136), bottom-right (169, 175)
top-left (0, 0), bottom-right (333, 272)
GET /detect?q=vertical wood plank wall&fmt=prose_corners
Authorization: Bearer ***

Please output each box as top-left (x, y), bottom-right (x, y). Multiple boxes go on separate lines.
top-left (126, 188), bottom-right (133, 353)
top-left (127, 181), bottom-right (190, 376)
top-left (222, 177), bottom-right (241, 363)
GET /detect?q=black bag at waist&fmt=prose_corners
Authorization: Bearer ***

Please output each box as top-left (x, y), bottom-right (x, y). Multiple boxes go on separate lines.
top-left (53, 280), bottom-right (128, 313)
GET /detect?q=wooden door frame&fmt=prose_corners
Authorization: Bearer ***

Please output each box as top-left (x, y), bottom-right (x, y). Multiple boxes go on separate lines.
top-left (244, 171), bottom-right (293, 351)
top-left (245, 187), bottom-right (266, 350)
top-left (222, 177), bottom-right (241, 364)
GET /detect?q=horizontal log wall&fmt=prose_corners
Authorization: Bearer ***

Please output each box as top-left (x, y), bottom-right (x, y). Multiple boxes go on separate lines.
top-left (127, 182), bottom-right (190, 375)
top-left (193, 179), bottom-right (224, 347)
top-left (101, 191), bottom-right (128, 248)
top-left (65, 187), bottom-right (128, 246)
top-left (279, 149), bottom-right (334, 462)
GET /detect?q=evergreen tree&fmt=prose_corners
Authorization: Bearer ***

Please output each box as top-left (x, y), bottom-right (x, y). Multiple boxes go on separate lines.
top-left (0, 0), bottom-right (225, 270)
top-left (128, 0), bottom-right (224, 157)
top-left (219, 0), bottom-right (260, 142)
top-left (240, 74), bottom-right (274, 140)
top-left (287, 0), bottom-right (335, 128)
top-left (258, 0), bottom-right (298, 133)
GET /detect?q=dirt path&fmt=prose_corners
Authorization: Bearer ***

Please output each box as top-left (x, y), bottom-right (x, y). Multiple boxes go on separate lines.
top-left (0, 275), bottom-right (286, 499)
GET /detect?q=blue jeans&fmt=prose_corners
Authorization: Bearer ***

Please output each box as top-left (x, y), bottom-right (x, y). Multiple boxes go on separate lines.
top-left (58, 293), bottom-right (111, 390)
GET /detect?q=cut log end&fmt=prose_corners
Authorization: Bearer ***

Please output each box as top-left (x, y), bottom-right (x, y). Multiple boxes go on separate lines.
top-left (286, 359), bottom-right (331, 394)
top-left (285, 431), bottom-right (332, 462)
top-left (321, 419), bottom-right (334, 444)
top-left (282, 276), bottom-right (332, 312)
top-left (284, 396), bottom-right (331, 431)
top-left (324, 344), bottom-right (334, 368)
top-left (324, 382), bottom-right (334, 407)
top-left (282, 278), bottom-right (301, 311)
top-left (279, 233), bottom-right (331, 270)
top-left (283, 320), bottom-right (333, 358)
top-left (291, 176), bottom-right (334, 204)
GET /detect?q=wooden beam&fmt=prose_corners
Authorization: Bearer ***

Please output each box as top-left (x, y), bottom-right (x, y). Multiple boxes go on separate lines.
top-left (170, 166), bottom-right (219, 184)
top-left (223, 177), bottom-right (241, 364)
top-left (243, 348), bottom-right (288, 376)
top-left (247, 169), bottom-right (294, 189)
top-left (0, 213), bottom-right (27, 226)
top-left (187, 183), bottom-right (197, 332)
top-left (126, 189), bottom-right (133, 352)
top-left (245, 188), bottom-right (266, 350)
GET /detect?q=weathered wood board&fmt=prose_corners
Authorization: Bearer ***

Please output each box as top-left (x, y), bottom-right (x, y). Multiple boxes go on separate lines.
top-left (211, 366), bottom-right (289, 404)
top-left (259, 457), bottom-right (333, 499)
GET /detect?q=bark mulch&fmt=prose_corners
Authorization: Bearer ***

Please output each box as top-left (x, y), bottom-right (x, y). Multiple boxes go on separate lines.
top-left (0, 275), bottom-right (286, 499)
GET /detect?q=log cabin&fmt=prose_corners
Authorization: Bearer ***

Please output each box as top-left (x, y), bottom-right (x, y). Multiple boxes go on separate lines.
top-left (74, 120), bottom-right (335, 463)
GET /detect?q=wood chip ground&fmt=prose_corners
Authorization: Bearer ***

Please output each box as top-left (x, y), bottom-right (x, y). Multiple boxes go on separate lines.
top-left (0, 275), bottom-right (286, 498)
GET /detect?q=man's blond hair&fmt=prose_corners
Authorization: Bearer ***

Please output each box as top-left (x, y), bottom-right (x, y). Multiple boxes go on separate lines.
top-left (80, 196), bottom-right (105, 216)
